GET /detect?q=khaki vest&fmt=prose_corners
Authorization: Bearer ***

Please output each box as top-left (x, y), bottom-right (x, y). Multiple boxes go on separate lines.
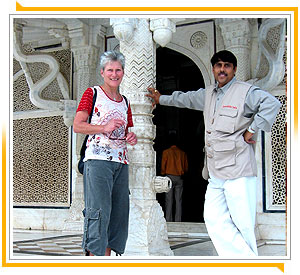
top-left (203, 81), bottom-right (257, 180)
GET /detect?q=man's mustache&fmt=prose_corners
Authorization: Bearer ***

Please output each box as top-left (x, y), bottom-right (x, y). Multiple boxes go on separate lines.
top-left (218, 72), bottom-right (228, 76)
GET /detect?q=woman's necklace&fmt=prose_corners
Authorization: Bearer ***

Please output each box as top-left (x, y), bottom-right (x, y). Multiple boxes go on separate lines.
top-left (101, 86), bottom-right (119, 101)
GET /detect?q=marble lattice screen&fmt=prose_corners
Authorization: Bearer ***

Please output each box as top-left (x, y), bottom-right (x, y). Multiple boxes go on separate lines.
top-left (13, 47), bottom-right (72, 207)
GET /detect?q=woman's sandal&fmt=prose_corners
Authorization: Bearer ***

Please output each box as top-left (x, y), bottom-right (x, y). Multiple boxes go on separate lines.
top-left (85, 250), bottom-right (94, 256)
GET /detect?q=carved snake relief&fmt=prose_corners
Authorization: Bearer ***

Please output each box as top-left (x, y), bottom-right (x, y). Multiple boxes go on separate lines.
top-left (253, 18), bottom-right (286, 91)
top-left (13, 27), bottom-right (70, 111)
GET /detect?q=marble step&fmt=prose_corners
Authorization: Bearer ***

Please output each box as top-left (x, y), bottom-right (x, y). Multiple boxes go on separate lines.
top-left (167, 222), bottom-right (208, 238)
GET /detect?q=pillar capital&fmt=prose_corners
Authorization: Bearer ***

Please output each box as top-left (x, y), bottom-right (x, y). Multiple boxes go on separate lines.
top-left (217, 18), bottom-right (252, 81)
top-left (149, 18), bottom-right (178, 47)
top-left (110, 18), bottom-right (138, 42)
top-left (217, 18), bottom-right (251, 48)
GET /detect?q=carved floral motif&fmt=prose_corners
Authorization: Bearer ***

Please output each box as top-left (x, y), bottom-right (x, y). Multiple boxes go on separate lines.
top-left (190, 31), bottom-right (208, 49)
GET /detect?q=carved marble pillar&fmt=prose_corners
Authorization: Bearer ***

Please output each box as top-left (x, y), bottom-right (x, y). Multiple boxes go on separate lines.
top-left (64, 22), bottom-right (105, 231)
top-left (111, 18), bottom-right (173, 256)
top-left (218, 19), bottom-right (251, 81)
top-left (72, 46), bottom-right (99, 98)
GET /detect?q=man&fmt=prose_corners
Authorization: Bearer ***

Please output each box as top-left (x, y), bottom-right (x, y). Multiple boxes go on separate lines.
top-left (147, 50), bottom-right (281, 257)
top-left (161, 132), bottom-right (188, 222)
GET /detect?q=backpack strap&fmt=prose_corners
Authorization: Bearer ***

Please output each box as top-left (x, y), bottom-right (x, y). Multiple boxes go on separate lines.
top-left (122, 95), bottom-right (129, 113)
top-left (79, 88), bottom-right (97, 158)
top-left (88, 87), bottom-right (97, 123)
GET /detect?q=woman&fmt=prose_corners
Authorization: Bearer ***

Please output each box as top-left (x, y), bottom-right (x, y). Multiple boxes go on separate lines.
top-left (73, 51), bottom-right (137, 256)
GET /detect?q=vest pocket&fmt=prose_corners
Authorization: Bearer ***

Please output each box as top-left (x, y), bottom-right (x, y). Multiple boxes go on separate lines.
top-left (213, 141), bottom-right (236, 169)
top-left (215, 108), bottom-right (238, 134)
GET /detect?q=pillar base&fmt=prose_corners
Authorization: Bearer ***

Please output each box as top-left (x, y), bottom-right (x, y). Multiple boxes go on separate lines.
top-left (124, 199), bottom-right (173, 256)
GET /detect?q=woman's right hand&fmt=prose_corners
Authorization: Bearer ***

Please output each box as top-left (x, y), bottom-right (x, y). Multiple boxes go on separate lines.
top-left (103, 119), bottom-right (125, 133)
top-left (73, 112), bottom-right (124, 135)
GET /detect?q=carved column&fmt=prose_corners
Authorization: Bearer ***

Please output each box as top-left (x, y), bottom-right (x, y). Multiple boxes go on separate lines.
top-left (64, 21), bottom-right (105, 231)
top-left (218, 19), bottom-right (251, 81)
top-left (111, 18), bottom-right (173, 256)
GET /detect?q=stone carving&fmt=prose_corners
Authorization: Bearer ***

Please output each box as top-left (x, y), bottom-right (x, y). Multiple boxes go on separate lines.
top-left (148, 201), bottom-right (172, 255)
top-left (112, 18), bottom-right (173, 255)
top-left (13, 21), bottom-right (76, 126)
top-left (72, 46), bottom-right (100, 100)
top-left (150, 18), bottom-right (178, 47)
top-left (13, 116), bottom-right (69, 207)
top-left (110, 18), bottom-right (137, 42)
top-left (271, 95), bottom-right (287, 206)
top-left (218, 19), bottom-right (251, 81)
top-left (13, 34), bottom-right (72, 206)
top-left (253, 19), bottom-right (286, 91)
top-left (190, 31), bottom-right (208, 49)
top-left (153, 176), bottom-right (172, 193)
top-left (17, 18), bottom-right (69, 49)
top-left (13, 74), bottom-right (38, 112)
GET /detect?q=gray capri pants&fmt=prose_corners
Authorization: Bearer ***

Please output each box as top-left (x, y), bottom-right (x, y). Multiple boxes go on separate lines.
top-left (82, 159), bottom-right (129, 255)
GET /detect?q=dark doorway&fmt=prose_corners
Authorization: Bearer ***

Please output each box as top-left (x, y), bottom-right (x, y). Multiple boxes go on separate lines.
top-left (154, 47), bottom-right (208, 223)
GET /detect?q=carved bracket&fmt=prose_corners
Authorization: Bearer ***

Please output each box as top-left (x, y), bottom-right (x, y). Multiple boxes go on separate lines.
top-left (110, 18), bottom-right (137, 42)
top-left (153, 176), bottom-right (172, 193)
top-left (149, 18), bottom-right (180, 47)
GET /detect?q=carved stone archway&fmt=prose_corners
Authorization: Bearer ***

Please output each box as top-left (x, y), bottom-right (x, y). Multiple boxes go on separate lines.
top-left (166, 42), bottom-right (214, 87)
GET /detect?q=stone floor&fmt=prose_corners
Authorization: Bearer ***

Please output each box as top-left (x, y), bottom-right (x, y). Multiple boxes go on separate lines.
top-left (12, 228), bottom-right (286, 257)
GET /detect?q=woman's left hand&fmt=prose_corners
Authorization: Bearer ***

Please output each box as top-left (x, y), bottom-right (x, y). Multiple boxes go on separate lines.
top-left (126, 132), bottom-right (137, 146)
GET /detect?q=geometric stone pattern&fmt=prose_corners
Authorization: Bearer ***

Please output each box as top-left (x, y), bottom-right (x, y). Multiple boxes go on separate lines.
top-left (13, 58), bottom-right (22, 75)
top-left (28, 62), bottom-right (50, 84)
top-left (271, 95), bottom-right (287, 206)
top-left (13, 116), bottom-right (70, 207)
top-left (13, 234), bottom-right (84, 256)
top-left (51, 49), bottom-right (71, 84)
top-left (282, 39), bottom-right (287, 86)
top-left (267, 24), bottom-right (287, 86)
top-left (266, 25), bottom-right (281, 55)
top-left (40, 79), bottom-right (65, 102)
top-left (13, 74), bottom-right (38, 112)
top-left (255, 53), bottom-right (269, 79)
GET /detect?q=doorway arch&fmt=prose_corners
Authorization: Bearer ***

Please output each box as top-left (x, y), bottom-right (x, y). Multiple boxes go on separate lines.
top-left (167, 42), bottom-right (213, 87)
top-left (154, 47), bottom-right (208, 222)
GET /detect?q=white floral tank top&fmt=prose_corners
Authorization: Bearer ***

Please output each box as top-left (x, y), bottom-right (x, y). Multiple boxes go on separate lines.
top-left (83, 86), bottom-right (130, 164)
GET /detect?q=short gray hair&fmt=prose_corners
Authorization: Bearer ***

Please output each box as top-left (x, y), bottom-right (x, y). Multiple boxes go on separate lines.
top-left (99, 51), bottom-right (125, 71)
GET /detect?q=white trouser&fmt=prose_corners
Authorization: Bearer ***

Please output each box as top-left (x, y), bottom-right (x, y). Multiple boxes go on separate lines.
top-left (203, 175), bottom-right (258, 257)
